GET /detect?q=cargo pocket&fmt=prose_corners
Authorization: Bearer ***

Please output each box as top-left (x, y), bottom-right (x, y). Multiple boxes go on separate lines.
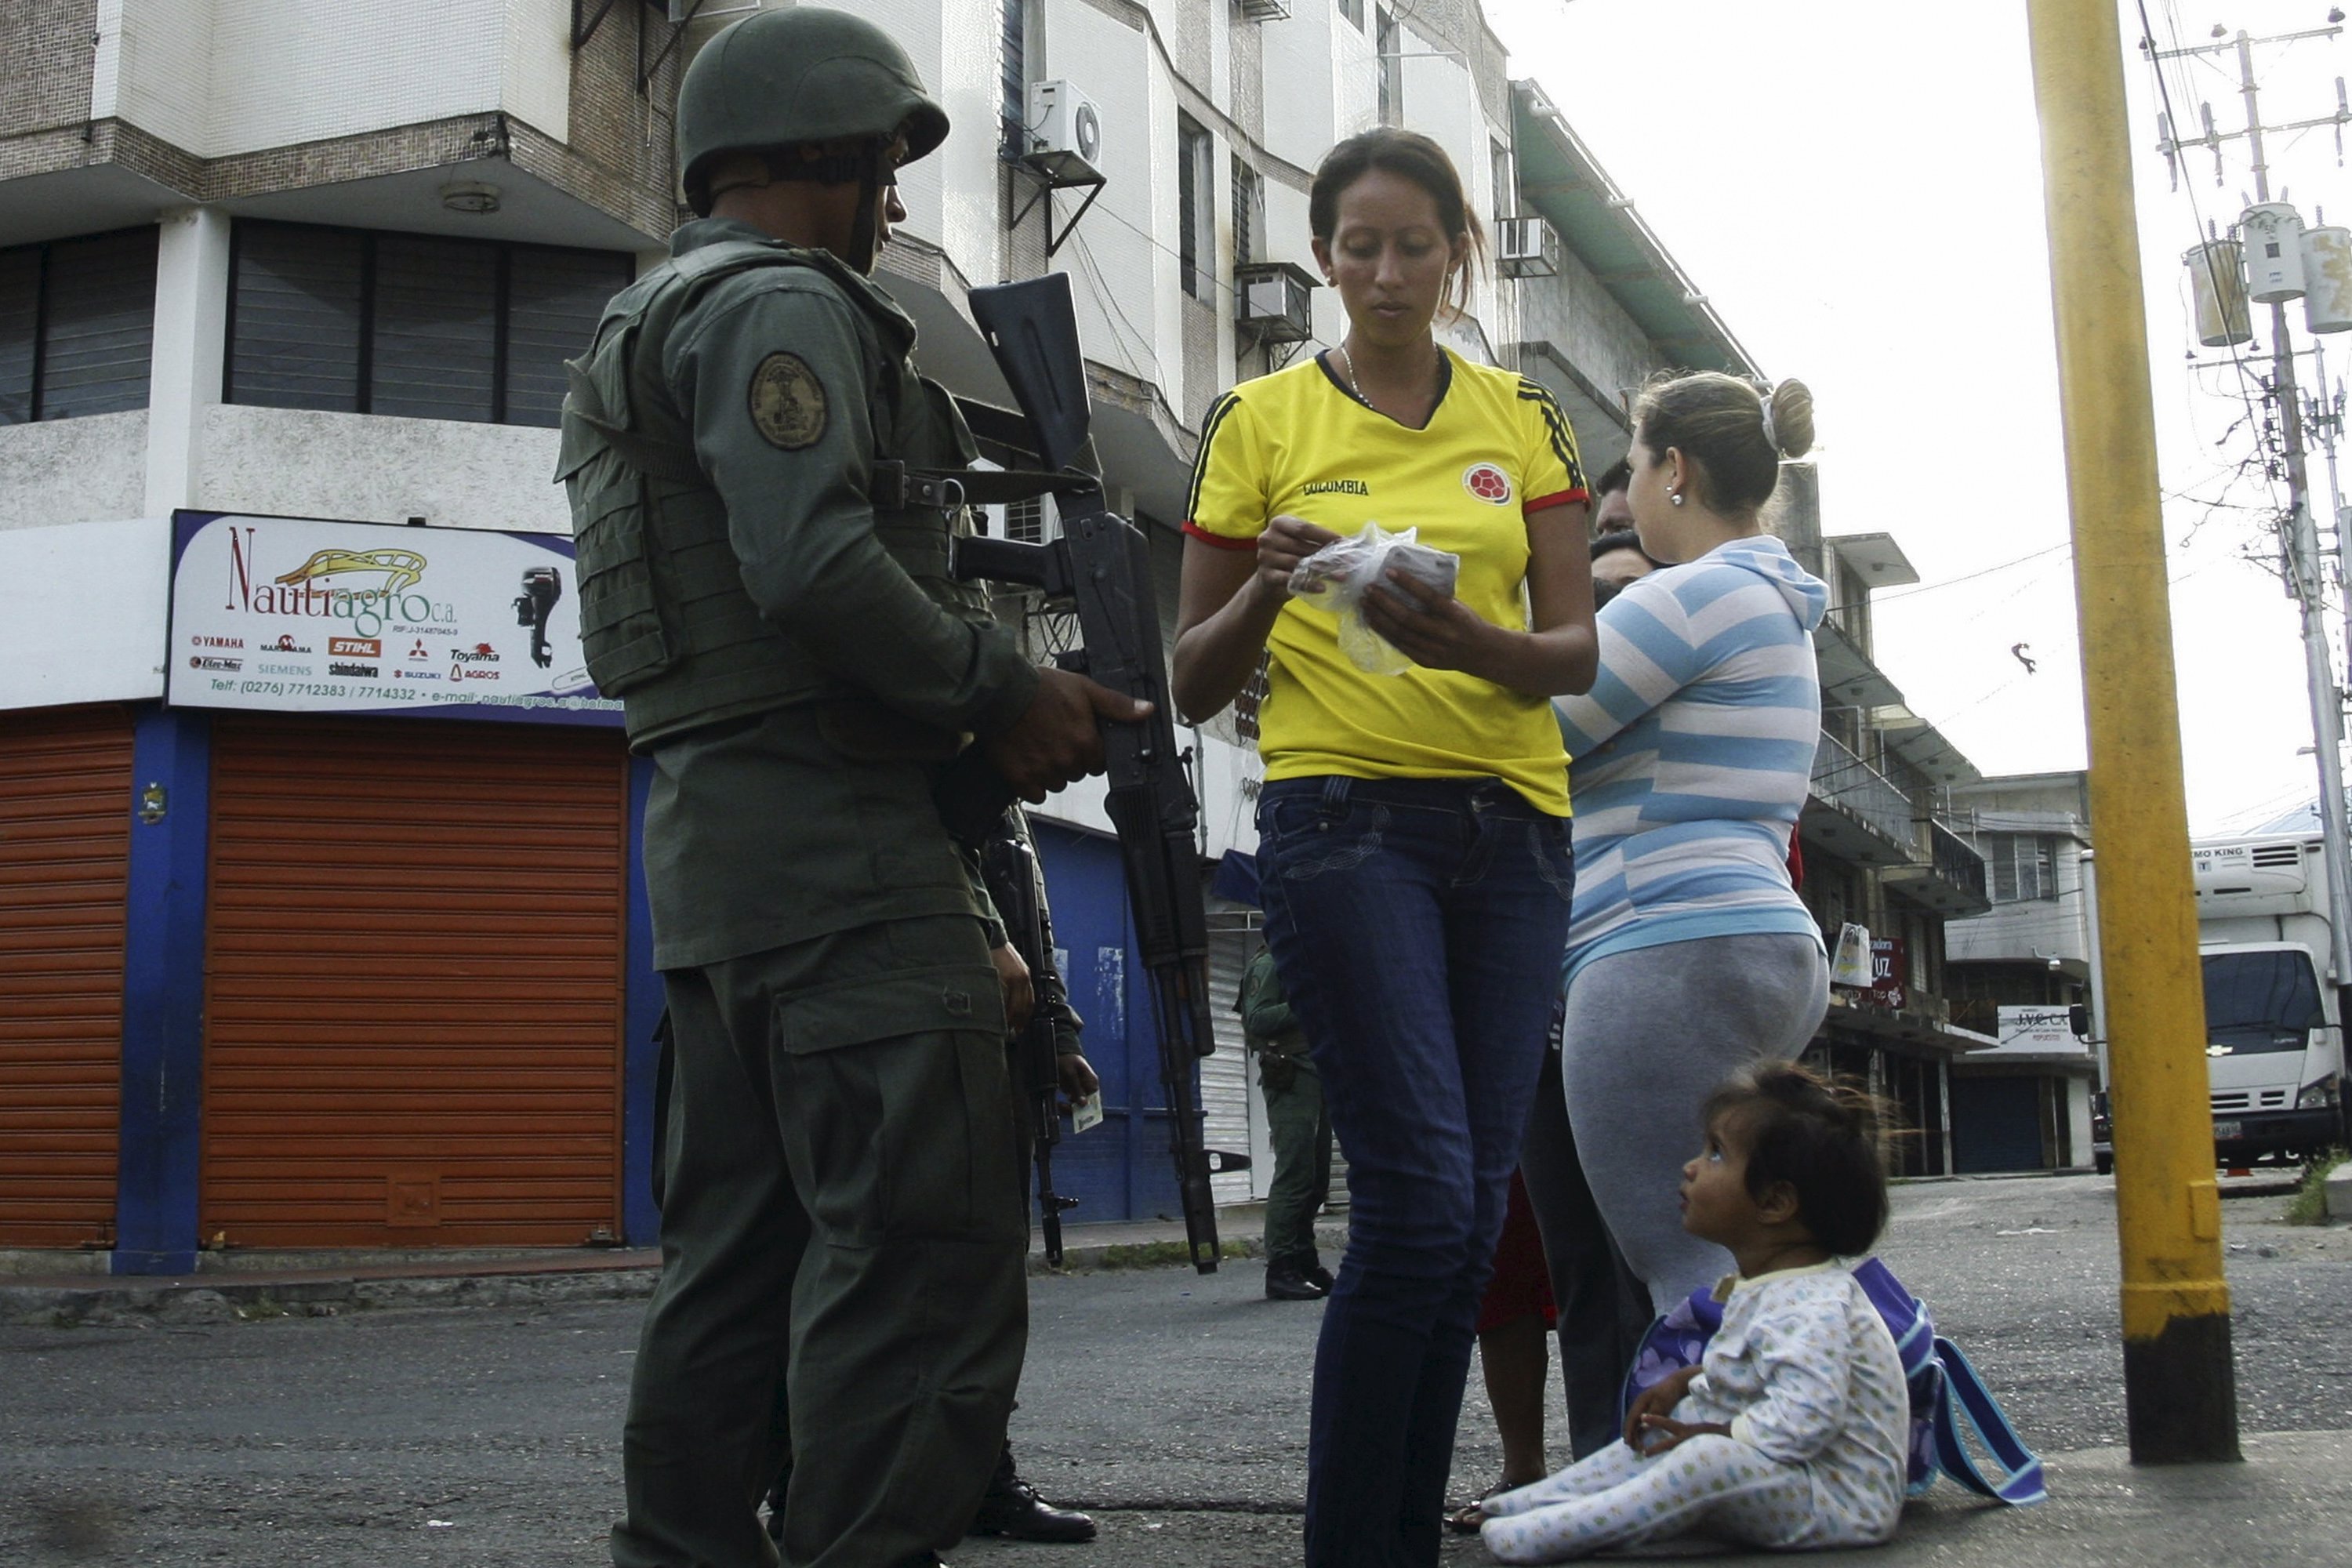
top-left (770, 964), bottom-right (1021, 1246)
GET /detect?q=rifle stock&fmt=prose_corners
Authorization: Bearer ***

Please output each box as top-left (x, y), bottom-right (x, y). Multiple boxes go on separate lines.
top-left (980, 828), bottom-right (1080, 1265)
top-left (949, 276), bottom-right (1247, 1275)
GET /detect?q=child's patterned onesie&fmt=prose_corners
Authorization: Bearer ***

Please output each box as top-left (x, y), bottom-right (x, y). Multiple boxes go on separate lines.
top-left (1480, 1262), bottom-right (1908, 1563)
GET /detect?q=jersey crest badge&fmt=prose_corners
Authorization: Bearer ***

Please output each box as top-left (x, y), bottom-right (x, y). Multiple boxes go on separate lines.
top-left (1462, 463), bottom-right (1512, 505)
top-left (750, 352), bottom-right (827, 450)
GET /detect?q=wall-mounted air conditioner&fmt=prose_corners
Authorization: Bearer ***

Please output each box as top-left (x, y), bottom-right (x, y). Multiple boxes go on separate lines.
top-left (1026, 80), bottom-right (1105, 184)
top-left (1496, 215), bottom-right (1561, 280)
top-left (1234, 261), bottom-right (1319, 344)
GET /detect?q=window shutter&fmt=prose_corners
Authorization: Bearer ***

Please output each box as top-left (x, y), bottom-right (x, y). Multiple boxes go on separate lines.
top-left (230, 224), bottom-right (364, 412)
top-left (1987, 834), bottom-right (2019, 903)
top-left (504, 248), bottom-right (629, 427)
top-left (0, 248), bottom-right (35, 426)
top-left (40, 230), bottom-right (157, 419)
top-left (369, 235), bottom-right (497, 422)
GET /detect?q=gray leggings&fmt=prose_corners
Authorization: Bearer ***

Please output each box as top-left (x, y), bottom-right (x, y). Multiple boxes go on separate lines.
top-left (1560, 934), bottom-right (1830, 1316)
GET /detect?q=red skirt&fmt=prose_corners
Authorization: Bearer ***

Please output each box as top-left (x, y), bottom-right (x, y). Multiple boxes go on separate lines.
top-left (1475, 1168), bottom-right (1556, 1334)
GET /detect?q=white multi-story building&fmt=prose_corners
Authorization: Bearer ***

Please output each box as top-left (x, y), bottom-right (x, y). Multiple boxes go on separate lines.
top-left (0, 0), bottom-right (1755, 1266)
top-left (1944, 771), bottom-right (2100, 1171)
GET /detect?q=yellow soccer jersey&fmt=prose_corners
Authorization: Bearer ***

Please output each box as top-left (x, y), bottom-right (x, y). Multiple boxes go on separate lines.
top-left (1184, 348), bottom-right (1587, 815)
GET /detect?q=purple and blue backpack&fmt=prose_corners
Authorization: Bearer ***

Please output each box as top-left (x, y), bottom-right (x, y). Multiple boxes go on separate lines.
top-left (1620, 1257), bottom-right (2046, 1506)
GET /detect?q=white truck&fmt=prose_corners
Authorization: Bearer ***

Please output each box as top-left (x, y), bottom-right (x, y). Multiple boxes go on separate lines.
top-left (2083, 833), bottom-right (2349, 1171)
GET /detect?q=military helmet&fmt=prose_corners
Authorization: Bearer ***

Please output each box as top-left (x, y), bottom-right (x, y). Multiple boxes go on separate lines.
top-left (677, 6), bottom-right (949, 209)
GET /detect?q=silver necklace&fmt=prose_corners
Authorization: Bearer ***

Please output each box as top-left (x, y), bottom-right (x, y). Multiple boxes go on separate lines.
top-left (1337, 340), bottom-right (1442, 407)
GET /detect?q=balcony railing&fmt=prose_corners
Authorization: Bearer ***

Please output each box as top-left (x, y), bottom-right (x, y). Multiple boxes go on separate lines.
top-left (1810, 733), bottom-right (1915, 851)
top-left (1884, 817), bottom-right (1993, 916)
top-left (1928, 818), bottom-right (1989, 906)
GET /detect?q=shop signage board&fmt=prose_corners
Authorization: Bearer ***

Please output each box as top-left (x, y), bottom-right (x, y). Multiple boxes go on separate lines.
top-left (166, 511), bottom-right (620, 726)
top-left (1869, 935), bottom-right (1907, 1011)
top-left (1992, 1004), bottom-right (2089, 1054)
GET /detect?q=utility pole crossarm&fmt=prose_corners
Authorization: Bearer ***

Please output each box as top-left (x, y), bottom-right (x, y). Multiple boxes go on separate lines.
top-left (2149, 24), bottom-right (2342, 63)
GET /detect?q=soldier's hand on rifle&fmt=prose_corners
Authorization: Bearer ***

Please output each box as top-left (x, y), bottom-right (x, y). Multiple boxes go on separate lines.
top-left (989, 942), bottom-right (1034, 1033)
top-left (986, 666), bottom-right (1152, 801)
top-left (1057, 1051), bottom-right (1100, 1105)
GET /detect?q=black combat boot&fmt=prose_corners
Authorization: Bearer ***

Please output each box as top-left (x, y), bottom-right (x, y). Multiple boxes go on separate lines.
top-left (1265, 1259), bottom-right (1329, 1301)
top-left (968, 1443), bottom-right (1096, 1543)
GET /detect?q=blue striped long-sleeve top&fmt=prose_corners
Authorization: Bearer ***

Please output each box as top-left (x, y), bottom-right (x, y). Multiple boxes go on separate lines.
top-left (1552, 535), bottom-right (1830, 984)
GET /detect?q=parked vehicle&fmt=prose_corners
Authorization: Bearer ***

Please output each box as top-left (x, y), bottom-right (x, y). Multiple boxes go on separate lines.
top-left (2083, 833), bottom-right (2349, 1171)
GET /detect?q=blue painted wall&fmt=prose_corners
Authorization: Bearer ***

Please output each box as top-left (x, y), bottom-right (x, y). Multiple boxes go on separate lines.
top-left (114, 706), bottom-right (211, 1276)
top-left (1031, 821), bottom-right (1191, 1225)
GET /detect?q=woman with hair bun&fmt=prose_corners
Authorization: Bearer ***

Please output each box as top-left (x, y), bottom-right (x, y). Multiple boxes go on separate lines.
top-left (1545, 371), bottom-right (1833, 1318)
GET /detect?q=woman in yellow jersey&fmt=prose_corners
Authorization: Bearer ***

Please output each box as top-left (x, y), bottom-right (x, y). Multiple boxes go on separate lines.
top-left (1172, 128), bottom-right (1599, 1568)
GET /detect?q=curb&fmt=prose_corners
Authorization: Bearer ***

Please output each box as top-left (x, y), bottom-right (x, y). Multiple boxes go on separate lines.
top-left (0, 1265), bottom-right (660, 1329)
top-left (1033, 1220), bottom-right (1348, 1276)
top-left (2, 1222), bottom-right (1352, 1327)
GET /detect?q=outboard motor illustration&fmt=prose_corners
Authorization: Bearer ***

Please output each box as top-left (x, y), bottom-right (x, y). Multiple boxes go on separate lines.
top-left (514, 566), bottom-right (562, 668)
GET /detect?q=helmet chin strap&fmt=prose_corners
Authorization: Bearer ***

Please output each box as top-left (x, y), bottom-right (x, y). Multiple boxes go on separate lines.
top-left (844, 139), bottom-right (888, 274)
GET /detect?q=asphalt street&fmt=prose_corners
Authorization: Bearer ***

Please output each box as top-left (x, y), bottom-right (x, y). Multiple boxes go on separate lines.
top-left (4, 1174), bottom-right (2348, 1565)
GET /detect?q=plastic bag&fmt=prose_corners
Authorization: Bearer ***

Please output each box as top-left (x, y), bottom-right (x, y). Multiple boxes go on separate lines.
top-left (1287, 523), bottom-right (1462, 674)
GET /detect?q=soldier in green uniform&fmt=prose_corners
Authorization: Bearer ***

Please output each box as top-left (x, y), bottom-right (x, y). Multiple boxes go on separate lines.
top-left (557, 10), bottom-right (1146, 1566)
top-left (1240, 943), bottom-right (1336, 1301)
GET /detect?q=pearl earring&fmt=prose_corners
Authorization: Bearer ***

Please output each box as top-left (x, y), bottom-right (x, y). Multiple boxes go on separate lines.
top-left (1670, 491), bottom-right (1686, 507)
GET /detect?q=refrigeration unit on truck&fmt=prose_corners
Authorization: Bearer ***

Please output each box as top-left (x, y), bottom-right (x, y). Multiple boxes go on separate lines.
top-left (2083, 833), bottom-right (2349, 1171)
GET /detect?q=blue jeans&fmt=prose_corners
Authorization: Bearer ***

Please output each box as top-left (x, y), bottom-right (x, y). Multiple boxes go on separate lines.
top-left (1254, 775), bottom-right (1576, 1567)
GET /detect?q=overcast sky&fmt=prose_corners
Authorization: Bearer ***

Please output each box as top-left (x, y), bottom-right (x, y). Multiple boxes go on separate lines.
top-left (1483, 0), bottom-right (2352, 835)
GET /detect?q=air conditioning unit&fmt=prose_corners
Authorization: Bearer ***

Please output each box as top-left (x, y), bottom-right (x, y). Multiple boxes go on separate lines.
top-left (1496, 215), bottom-right (1561, 280)
top-left (1235, 260), bottom-right (1319, 345)
top-left (1026, 80), bottom-right (1105, 183)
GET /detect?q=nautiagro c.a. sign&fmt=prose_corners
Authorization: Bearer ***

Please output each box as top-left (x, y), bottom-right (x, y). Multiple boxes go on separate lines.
top-left (167, 511), bottom-right (620, 725)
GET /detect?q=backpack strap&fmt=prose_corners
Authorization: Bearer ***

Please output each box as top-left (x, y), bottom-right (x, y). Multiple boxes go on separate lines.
top-left (1927, 1335), bottom-right (2048, 1505)
top-left (1615, 1287), bottom-right (1725, 1427)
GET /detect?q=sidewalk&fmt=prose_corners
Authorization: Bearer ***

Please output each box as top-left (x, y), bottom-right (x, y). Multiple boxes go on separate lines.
top-left (0, 1206), bottom-right (1352, 1327)
top-left (960, 1431), bottom-right (2352, 1566)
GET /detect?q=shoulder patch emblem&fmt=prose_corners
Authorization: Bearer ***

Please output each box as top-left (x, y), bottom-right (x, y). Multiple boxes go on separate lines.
top-left (749, 351), bottom-right (828, 450)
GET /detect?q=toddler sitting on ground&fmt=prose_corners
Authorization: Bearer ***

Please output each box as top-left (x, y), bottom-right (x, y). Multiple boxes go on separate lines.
top-left (1481, 1063), bottom-right (1907, 1563)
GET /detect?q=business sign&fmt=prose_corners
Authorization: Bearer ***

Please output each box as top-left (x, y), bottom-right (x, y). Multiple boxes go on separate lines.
top-left (1869, 936), bottom-right (1907, 1011)
top-left (1994, 1005), bottom-right (2088, 1054)
top-left (167, 512), bottom-right (619, 726)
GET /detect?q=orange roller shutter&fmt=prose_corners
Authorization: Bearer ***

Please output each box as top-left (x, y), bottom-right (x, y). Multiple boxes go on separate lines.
top-left (0, 705), bottom-right (135, 1247)
top-left (203, 715), bottom-right (627, 1248)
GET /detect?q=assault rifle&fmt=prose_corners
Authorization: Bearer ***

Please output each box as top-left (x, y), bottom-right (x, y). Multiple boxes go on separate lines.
top-left (978, 817), bottom-right (1082, 1265)
top-left (928, 273), bottom-right (1245, 1275)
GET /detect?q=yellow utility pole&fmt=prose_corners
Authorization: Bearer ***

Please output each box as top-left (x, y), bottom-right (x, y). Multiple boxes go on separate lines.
top-left (2025, 0), bottom-right (2238, 1462)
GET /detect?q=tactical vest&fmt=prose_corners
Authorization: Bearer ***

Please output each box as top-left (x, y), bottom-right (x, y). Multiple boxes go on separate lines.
top-left (556, 237), bottom-right (997, 753)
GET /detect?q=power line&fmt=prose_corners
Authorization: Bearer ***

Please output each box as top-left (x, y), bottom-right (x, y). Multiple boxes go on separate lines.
top-left (2140, 1), bottom-right (2286, 521)
top-left (1849, 542), bottom-right (2074, 609)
